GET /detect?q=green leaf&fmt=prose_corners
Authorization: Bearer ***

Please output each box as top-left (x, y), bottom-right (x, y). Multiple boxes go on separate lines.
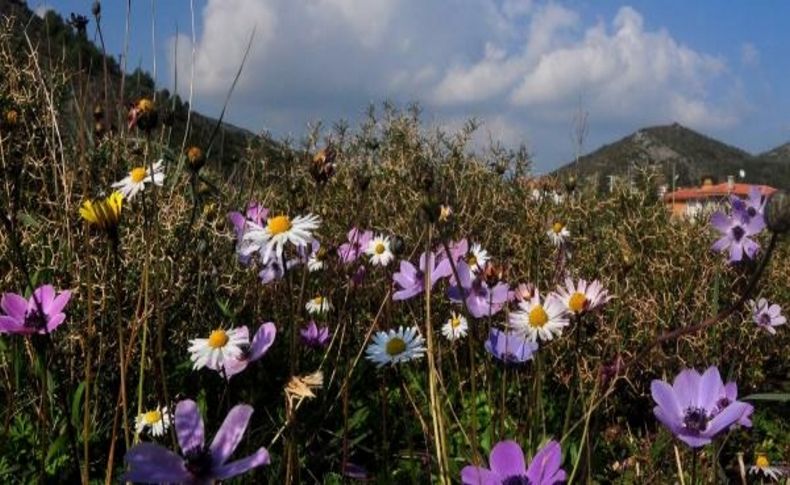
top-left (742, 393), bottom-right (790, 402)
top-left (71, 381), bottom-right (86, 429)
top-left (45, 427), bottom-right (69, 464)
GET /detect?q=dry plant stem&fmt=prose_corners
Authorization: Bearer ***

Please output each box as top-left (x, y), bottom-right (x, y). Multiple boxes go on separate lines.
top-left (674, 445), bottom-right (687, 485)
top-left (631, 232), bottom-right (778, 369)
top-left (567, 379), bottom-right (599, 483)
top-left (438, 239), bottom-right (481, 464)
top-left (134, 261), bottom-right (151, 444)
top-left (423, 224), bottom-right (450, 484)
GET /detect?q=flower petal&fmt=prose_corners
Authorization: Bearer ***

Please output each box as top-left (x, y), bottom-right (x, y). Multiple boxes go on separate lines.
top-left (213, 447), bottom-right (270, 480)
top-left (460, 465), bottom-right (499, 485)
top-left (122, 442), bottom-right (191, 483)
top-left (1, 293), bottom-right (28, 320)
top-left (488, 440), bottom-right (526, 476)
top-left (248, 322), bottom-right (276, 362)
top-left (526, 440), bottom-right (564, 484)
top-left (175, 399), bottom-right (205, 454)
top-left (696, 366), bottom-right (723, 411)
top-left (706, 402), bottom-right (752, 437)
top-left (47, 290), bottom-right (71, 316)
top-left (210, 404), bottom-right (254, 466)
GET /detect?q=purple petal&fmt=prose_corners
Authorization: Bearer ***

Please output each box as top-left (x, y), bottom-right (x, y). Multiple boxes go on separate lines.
top-left (393, 286), bottom-right (422, 301)
top-left (47, 290), bottom-right (71, 316)
top-left (653, 406), bottom-right (682, 437)
top-left (677, 433), bottom-right (710, 448)
top-left (697, 367), bottom-right (723, 411)
top-left (672, 369), bottom-right (701, 407)
top-left (210, 404), bottom-right (254, 466)
top-left (31, 285), bottom-right (55, 312)
top-left (228, 212), bottom-right (246, 237)
top-left (490, 283), bottom-right (510, 303)
top-left (526, 440), bottom-right (564, 484)
top-left (213, 447), bottom-right (270, 480)
top-left (0, 316), bottom-right (26, 333)
top-left (711, 236), bottom-right (730, 252)
top-left (45, 314), bottom-right (66, 333)
top-left (710, 212), bottom-right (730, 233)
top-left (460, 465), bottom-right (499, 485)
top-left (175, 400), bottom-right (205, 454)
top-left (651, 381), bottom-right (682, 420)
top-left (1, 293), bottom-right (28, 320)
top-left (122, 442), bottom-right (191, 483)
top-left (489, 440), bottom-right (526, 476)
top-left (248, 322), bottom-right (276, 362)
top-left (223, 358), bottom-right (249, 378)
top-left (705, 402), bottom-right (752, 436)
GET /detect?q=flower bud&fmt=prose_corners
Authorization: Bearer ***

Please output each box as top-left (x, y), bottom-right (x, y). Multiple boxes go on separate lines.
top-left (391, 235), bottom-right (405, 256)
top-left (765, 190), bottom-right (790, 234)
top-left (186, 146), bottom-right (205, 172)
top-left (91, 1), bottom-right (101, 17)
top-left (4, 109), bottom-right (18, 127)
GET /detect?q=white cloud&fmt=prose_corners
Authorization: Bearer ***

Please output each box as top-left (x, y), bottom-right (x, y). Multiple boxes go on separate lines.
top-left (34, 4), bottom-right (53, 18)
top-left (740, 42), bottom-right (759, 67)
top-left (168, 1), bottom-right (747, 170)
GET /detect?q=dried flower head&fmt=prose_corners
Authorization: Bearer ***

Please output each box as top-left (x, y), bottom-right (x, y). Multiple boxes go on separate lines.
top-left (186, 146), bottom-right (206, 172)
top-left (285, 371), bottom-right (324, 408)
top-left (765, 190), bottom-right (790, 234)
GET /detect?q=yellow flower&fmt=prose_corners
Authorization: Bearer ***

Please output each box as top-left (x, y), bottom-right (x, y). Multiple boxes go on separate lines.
top-left (80, 191), bottom-right (124, 233)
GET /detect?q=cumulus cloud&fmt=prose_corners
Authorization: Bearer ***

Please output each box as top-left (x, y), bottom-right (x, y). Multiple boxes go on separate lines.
top-left (168, 1), bottom-right (746, 170)
top-left (740, 42), bottom-right (759, 67)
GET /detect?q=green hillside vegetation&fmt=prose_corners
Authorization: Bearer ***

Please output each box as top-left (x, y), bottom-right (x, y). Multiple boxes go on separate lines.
top-left (555, 123), bottom-right (790, 191)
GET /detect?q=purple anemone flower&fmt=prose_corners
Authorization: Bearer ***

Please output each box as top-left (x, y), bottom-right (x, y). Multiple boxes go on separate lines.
top-left (484, 328), bottom-right (538, 364)
top-left (392, 251), bottom-right (452, 301)
top-left (651, 366), bottom-right (752, 448)
top-left (461, 439), bottom-right (566, 484)
top-left (338, 227), bottom-right (373, 265)
top-left (229, 202), bottom-right (269, 266)
top-left (448, 261), bottom-right (509, 318)
top-left (258, 255), bottom-right (300, 285)
top-left (731, 187), bottom-right (766, 229)
top-left (0, 285), bottom-right (72, 335)
top-left (223, 322), bottom-right (277, 378)
top-left (750, 298), bottom-right (786, 335)
top-left (300, 321), bottom-right (329, 348)
top-left (710, 210), bottom-right (762, 263)
top-left (228, 202), bottom-right (268, 240)
top-left (123, 399), bottom-right (270, 484)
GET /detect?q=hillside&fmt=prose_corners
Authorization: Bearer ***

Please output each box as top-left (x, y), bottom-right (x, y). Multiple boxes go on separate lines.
top-left (555, 123), bottom-right (790, 190)
top-left (0, 0), bottom-right (280, 173)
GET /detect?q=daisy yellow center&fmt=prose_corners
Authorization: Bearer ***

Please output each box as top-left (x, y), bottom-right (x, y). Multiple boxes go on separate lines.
top-left (375, 243), bottom-right (386, 254)
top-left (451, 316), bottom-right (462, 328)
top-left (208, 329), bottom-right (229, 349)
top-left (138, 98), bottom-right (154, 112)
top-left (755, 454), bottom-right (769, 468)
top-left (143, 410), bottom-right (162, 425)
top-left (313, 296), bottom-right (323, 305)
top-left (552, 222), bottom-right (564, 234)
top-left (467, 255), bottom-right (478, 266)
top-left (267, 215), bottom-right (292, 235)
top-left (385, 337), bottom-right (407, 356)
top-left (568, 292), bottom-right (587, 313)
top-left (528, 306), bottom-right (549, 328)
top-left (130, 167), bottom-right (147, 183)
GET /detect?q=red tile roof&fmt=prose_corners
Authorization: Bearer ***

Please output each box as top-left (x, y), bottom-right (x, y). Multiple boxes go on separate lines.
top-left (664, 183), bottom-right (777, 203)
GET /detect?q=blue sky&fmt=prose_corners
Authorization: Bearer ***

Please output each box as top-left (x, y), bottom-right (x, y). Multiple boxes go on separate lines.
top-left (33, 0), bottom-right (790, 172)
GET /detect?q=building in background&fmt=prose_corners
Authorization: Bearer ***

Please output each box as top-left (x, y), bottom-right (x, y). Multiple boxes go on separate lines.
top-left (663, 176), bottom-right (777, 219)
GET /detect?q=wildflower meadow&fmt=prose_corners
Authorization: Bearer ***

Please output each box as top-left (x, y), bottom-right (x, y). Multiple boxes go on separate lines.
top-left (0, 3), bottom-right (789, 484)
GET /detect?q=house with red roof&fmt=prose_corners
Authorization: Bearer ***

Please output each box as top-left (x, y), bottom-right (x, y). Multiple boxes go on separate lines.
top-left (663, 176), bottom-right (777, 218)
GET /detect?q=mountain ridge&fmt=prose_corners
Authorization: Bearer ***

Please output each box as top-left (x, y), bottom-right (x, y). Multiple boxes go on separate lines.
top-left (554, 122), bottom-right (790, 189)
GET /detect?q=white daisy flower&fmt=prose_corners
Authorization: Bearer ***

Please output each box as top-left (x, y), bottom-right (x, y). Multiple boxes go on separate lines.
top-left (465, 243), bottom-right (490, 274)
top-left (240, 213), bottom-right (321, 263)
top-left (546, 221), bottom-right (570, 246)
top-left (749, 453), bottom-right (787, 481)
top-left (365, 235), bottom-right (394, 267)
top-left (134, 405), bottom-right (171, 437)
top-left (188, 327), bottom-right (248, 372)
top-left (305, 295), bottom-right (332, 315)
top-left (509, 290), bottom-right (569, 342)
top-left (307, 253), bottom-right (324, 272)
top-left (365, 326), bottom-right (426, 367)
top-left (111, 160), bottom-right (165, 200)
top-left (554, 277), bottom-right (612, 315)
top-left (441, 312), bottom-right (468, 342)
